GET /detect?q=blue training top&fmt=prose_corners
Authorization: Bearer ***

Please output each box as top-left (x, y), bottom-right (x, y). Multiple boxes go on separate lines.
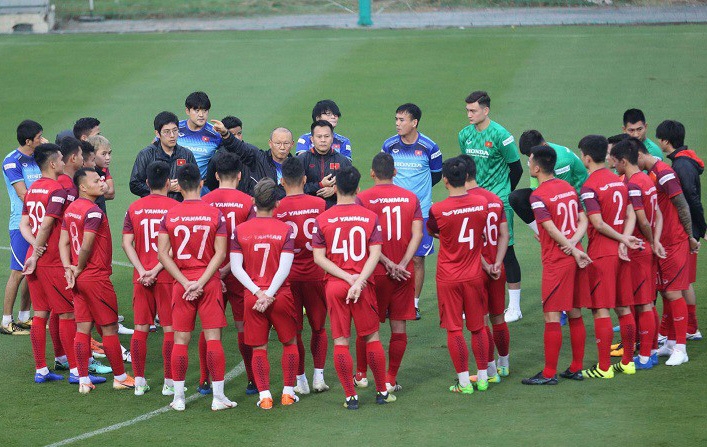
top-left (3, 149), bottom-right (42, 230)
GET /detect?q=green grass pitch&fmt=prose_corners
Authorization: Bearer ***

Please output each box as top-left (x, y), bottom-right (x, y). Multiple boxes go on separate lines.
top-left (0, 25), bottom-right (706, 446)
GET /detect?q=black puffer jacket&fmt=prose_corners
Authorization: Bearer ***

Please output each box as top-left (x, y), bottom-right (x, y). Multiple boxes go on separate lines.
top-left (668, 147), bottom-right (707, 239)
top-left (129, 141), bottom-right (197, 201)
top-left (297, 148), bottom-right (353, 208)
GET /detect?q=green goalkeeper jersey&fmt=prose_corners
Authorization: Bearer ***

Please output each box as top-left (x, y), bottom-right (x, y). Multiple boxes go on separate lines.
top-left (458, 120), bottom-right (519, 203)
top-left (529, 142), bottom-right (587, 192)
top-left (643, 138), bottom-right (664, 160)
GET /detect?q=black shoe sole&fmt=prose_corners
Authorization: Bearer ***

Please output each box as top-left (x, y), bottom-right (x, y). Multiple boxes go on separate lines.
top-left (559, 369), bottom-right (584, 381)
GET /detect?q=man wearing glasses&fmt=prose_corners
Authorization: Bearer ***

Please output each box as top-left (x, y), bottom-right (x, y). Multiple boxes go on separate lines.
top-left (296, 100), bottom-right (352, 160)
top-left (130, 112), bottom-right (197, 201)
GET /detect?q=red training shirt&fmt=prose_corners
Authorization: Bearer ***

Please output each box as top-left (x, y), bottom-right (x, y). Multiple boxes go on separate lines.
top-left (274, 193), bottom-right (326, 281)
top-left (62, 197), bottom-right (112, 279)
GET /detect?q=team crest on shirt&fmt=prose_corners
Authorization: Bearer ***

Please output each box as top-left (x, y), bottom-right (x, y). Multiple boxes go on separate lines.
top-left (202, 136), bottom-right (210, 142)
top-left (392, 149), bottom-right (399, 154)
top-left (330, 163), bottom-right (340, 170)
top-left (485, 141), bottom-right (493, 148)
top-left (135, 209), bottom-right (144, 215)
top-left (332, 144), bottom-right (340, 150)
top-left (327, 217), bottom-right (339, 223)
top-left (177, 159), bottom-right (186, 166)
top-left (415, 150), bottom-right (423, 156)
top-left (170, 217), bottom-right (180, 222)
top-left (276, 212), bottom-right (287, 219)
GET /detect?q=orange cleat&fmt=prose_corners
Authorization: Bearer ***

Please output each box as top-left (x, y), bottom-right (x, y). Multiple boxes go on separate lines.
top-left (113, 375), bottom-right (136, 390)
top-left (257, 397), bottom-right (273, 410)
top-left (281, 393), bottom-right (299, 406)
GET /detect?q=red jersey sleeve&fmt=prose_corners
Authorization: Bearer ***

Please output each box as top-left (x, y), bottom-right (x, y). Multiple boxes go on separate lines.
top-left (627, 183), bottom-right (644, 210)
top-left (580, 186), bottom-right (601, 215)
top-left (158, 216), bottom-right (168, 234)
top-left (658, 170), bottom-right (683, 198)
top-left (122, 210), bottom-right (133, 234)
top-left (22, 201), bottom-right (28, 216)
top-left (230, 227), bottom-right (242, 253)
top-left (84, 207), bottom-right (105, 233)
top-left (413, 198), bottom-right (423, 220)
top-left (427, 211), bottom-right (439, 235)
top-left (104, 168), bottom-right (113, 181)
top-left (311, 220), bottom-right (325, 248)
top-left (247, 206), bottom-right (256, 221)
top-left (529, 194), bottom-right (551, 223)
top-left (215, 211), bottom-right (227, 237)
top-left (369, 218), bottom-right (383, 245)
top-left (46, 189), bottom-right (68, 218)
top-left (283, 226), bottom-right (295, 253)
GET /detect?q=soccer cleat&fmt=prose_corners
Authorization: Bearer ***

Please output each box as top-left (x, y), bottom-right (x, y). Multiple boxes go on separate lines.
top-left (15, 319), bottom-right (32, 330)
top-left (161, 383), bottom-right (186, 395)
top-left (657, 334), bottom-right (667, 345)
top-left (612, 325), bottom-right (620, 333)
top-left (650, 353), bottom-right (659, 366)
top-left (449, 381), bottom-right (474, 394)
top-left (134, 384), bottom-right (150, 396)
top-left (471, 374), bottom-right (500, 384)
top-left (113, 375), bottom-right (136, 390)
top-left (88, 358), bottom-right (112, 374)
top-left (91, 338), bottom-right (106, 358)
top-left (560, 311), bottom-right (567, 326)
top-left (197, 380), bottom-right (213, 395)
top-left (295, 376), bottom-right (310, 395)
top-left (521, 372), bottom-right (558, 385)
top-left (212, 396), bottom-right (237, 411)
top-left (343, 395), bottom-right (359, 410)
top-left (656, 344), bottom-right (673, 357)
top-left (376, 391), bottom-right (396, 404)
top-left (610, 342), bottom-right (624, 357)
top-left (69, 373), bottom-right (107, 384)
top-left (611, 361), bottom-right (636, 375)
top-left (79, 382), bottom-right (96, 394)
top-left (633, 356), bottom-right (654, 370)
top-left (503, 307), bottom-right (522, 323)
top-left (354, 373), bottom-right (368, 388)
top-left (281, 393), bottom-right (299, 406)
top-left (55, 360), bottom-right (70, 371)
top-left (35, 371), bottom-right (65, 383)
top-left (257, 397), bottom-right (273, 410)
top-left (312, 379), bottom-right (330, 392)
top-left (497, 364), bottom-right (510, 377)
top-left (687, 330), bottom-right (703, 341)
top-left (118, 323), bottom-right (134, 335)
top-left (581, 364), bottom-right (614, 379)
top-left (149, 324), bottom-right (157, 332)
top-left (476, 379), bottom-right (489, 391)
top-left (415, 307), bottom-right (421, 320)
top-left (170, 398), bottom-right (186, 411)
top-left (0, 322), bottom-right (30, 335)
top-left (665, 349), bottom-right (689, 366)
top-left (559, 368), bottom-right (583, 381)
top-left (386, 382), bottom-right (402, 393)
top-left (245, 381), bottom-right (258, 395)
top-left (122, 348), bottom-right (132, 363)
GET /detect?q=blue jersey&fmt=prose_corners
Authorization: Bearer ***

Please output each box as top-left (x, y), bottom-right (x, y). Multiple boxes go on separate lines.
top-left (381, 132), bottom-right (443, 218)
top-left (177, 120), bottom-right (222, 178)
top-left (3, 149), bottom-right (42, 230)
top-left (296, 132), bottom-right (352, 160)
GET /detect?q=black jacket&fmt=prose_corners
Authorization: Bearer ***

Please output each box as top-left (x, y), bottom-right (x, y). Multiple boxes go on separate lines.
top-left (297, 148), bottom-right (353, 208)
top-left (129, 141), bottom-right (197, 201)
top-left (205, 137), bottom-right (290, 199)
top-left (668, 147), bottom-right (707, 239)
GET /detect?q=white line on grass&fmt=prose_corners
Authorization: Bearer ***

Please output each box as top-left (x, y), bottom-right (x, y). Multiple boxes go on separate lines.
top-left (45, 361), bottom-right (245, 447)
top-left (0, 246), bottom-right (132, 268)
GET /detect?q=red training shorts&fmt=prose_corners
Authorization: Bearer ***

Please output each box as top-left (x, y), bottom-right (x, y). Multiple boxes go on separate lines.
top-left (542, 260), bottom-right (577, 313)
top-left (326, 277), bottom-right (379, 340)
top-left (290, 280), bottom-right (328, 332)
top-left (587, 255), bottom-right (619, 309)
top-left (223, 275), bottom-right (245, 323)
top-left (688, 250), bottom-right (697, 284)
top-left (133, 281), bottom-right (172, 327)
top-left (629, 250), bottom-right (656, 306)
top-left (243, 286), bottom-right (298, 347)
top-left (74, 278), bottom-right (119, 326)
top-left (27, 266), bottom-right (74, 314)
top-left (373, 273), bottom-right (416, 323)
top-left (437, 276), bottom-right (486, 332)
top-left (615, 259), bottom-right (635, 308)
top-left (658, 239), bottom-right (690, 292)
top-left (484, 267), bottom-right (506, 316)
top-left (171, 276), bottom-right (226, 332)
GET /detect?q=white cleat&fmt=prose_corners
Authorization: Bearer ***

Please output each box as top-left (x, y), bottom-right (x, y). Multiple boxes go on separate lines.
top-left (312, 379), bottom-right (330, 392)
top-left (665, 349), bottom-right (689, 366)
top-left (687, 330), bottom-right (703, 341)
top-left (656, 344), bottom-right (674, 357)
top-left (162, 384), bottom-right (175, 396)
top-left (294, 377), bottom-right (311, 395)
top-left (134, 384), bottom-right (150, 396)
top-left (118, 323), bottom-right (134, 335)
top-left (78, 383), bottom-right (95, 394)
top-left (386, 382), bottom-right (402, 393)
top-left (211, 395), bottom-right (237, 411)
top-left (354, 376), bottom-right (368, 388)
top-left (170, 398), bottom-right (186, 411)
top-left (657, 334), bottom-right (667, 346)
top-left (504, 307), bottom-right (523, 323)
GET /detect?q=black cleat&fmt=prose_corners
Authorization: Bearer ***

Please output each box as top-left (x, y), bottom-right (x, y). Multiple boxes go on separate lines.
top-left (245, 381), bottom-right (258, 395)
top-left (521, 371), bottom-right (558, 385)
top-left (559, 368), bottom-right (584, 381)
top-left (343, 395), bottom-right (359, 410)
top-left (415, 308), bottom-right (421, 320)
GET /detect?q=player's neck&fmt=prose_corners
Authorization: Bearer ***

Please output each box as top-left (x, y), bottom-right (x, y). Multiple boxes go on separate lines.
top-left (218, 181), bottom-right (239, 190)
top-left (664, 145), bottom-right (676, 156)
top-left (465, 180), bottom-right (478, 190)
top-left (643, 156), bottom-right (658, 171)
top-left (474, 118), bottom-right (491, 131)
top-left (255, 210), bottom-right (273, 218)
top-left (448, 186), bottom-right (467, 197)
top-left (186, 120), bottom-right (203, 132)
top-left (587, 162), bottom-right (606, 175)
top-left (373, 179), bottom-right (394, 186)
top-left (41, 170), bottom-right (58, 181)
top-left (284, 188), bottom-right (304, 196)
top-left (536, 173), bottom-right (554, 184)
top-left (336, 194), bottom-right (357, 204)
top-left (401, 130), bottom-right (419, 145)
top-left (149, 189), bottom-right (168, 196)
top-left (159, 141), bottom-right (175, 156)
top-left (623, 165), bottom-right (640, 178)
top-left (182, 190), bottom-right (201, 200)
top-left (79, 194), bottom-right (97, 202)
top-left (18, 145), bottom-right (34, 156)
top-left (63, 166), bottom-right (77, 178)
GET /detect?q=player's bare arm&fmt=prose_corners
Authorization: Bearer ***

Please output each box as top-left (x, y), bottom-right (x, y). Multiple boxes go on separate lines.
top-left (394, 219), bottom-right (423, 281)
top-left (587, 212), bottom-right (640, 250)
top-left (313, 247), bottom-right (357, 286)
top-left (652, 206), bottom-right (666, 259)
top-left (618, 204), bottom-right (638, 261)
top-left (122, 232), bottom-right (148, 283)
top-left (493, 221), bottom-right (510, 273)
top-left (11, 181), bottom-right (28, 202)
top-left (186, 235), bottom-right (227, 299)
top-left (634, 208), bottom-right (654, 247)
top-left (104, 178), bottom-right (115, 200)
top-left (541, 219), bottom-right (591, 268)
top-left (347, 244), bottom-right (381, 304)
top-left (58, 228), bottom-right (75, 288)
top-left (671, 192), bottom-right (700, 253)
top-left (75, 230), bottom-right (97, 278)
top-left (158, 232), bottom-right (194, 297)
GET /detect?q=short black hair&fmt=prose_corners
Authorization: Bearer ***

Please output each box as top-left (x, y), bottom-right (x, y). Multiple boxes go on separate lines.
top-left (212, 151), bottom-right (242, 181)
top-left (623, 108), bottom-right (646, 126)
top-left (457, 154), bottom-right (477, 181)
top-left (610, 139), bottom-right (639, 165)
top-left (607, 133), bottom-right (630, 145)
top-left (312, 100), bottom-right (341, 121)
top-left (531, 145), bottom-right (557, 175)
top-left (222, 116), bottom-right (242, 129)
top-left (656, 120), bottom-right (685, 148)
top-left (578, 135), bottom-right (608, 163)
top-left (336, 166), bottom-right (361, 195)
top-left (146, 161), bottom-right (171, 190)
top-left (80, 140), bottom-right (94, 160)
top-left (253, 178), bottom-right (278, 211)
top-left (73, 167), bottom-right (97, 189)
top-left (518, 130), bottom-right (545, 156)
top-left (73, 117), bottom-right (100, 139)
top-left (282, 157), bottom-right (305, 184)
top-left (176, 163), bottom-right (201, 192)
top-left (465, 91), bottom-right (491, 108)
top-left (154, 111), bottom-right (179, 132)
top-left (16, 120), bottom-right (42, 146)
top-left (396, 103), bottom-right (422, 123)
top-left (311, 119), bottom-right (334, 135)
top-left (442, 157), bottom-right (467, 188)
top-left (371, 153), bottom-right (395, 180)
top-left (59, 136), bottom-right (82, 161)
top-left (185, 91), bottom-right (211, 110)
top-left (34, 143), bottom-right (61, 170)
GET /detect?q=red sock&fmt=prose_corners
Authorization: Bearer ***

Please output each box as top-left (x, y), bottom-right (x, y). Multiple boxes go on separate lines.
top-left (471, 328), bottom-right (489, 371)
top-left (387, 333), bottom-right (407, 385)
top-left (670, 298), bottom-right (688, 344)
top-left (252, 348), bottom-right (270, 392)
top-left (485, 326), bottom-right (495, 364)
top-left (366, 340), bottom-right (387, 393)
top-left (543, 322), bottom-right (562, 378)
top-left (311, 328), bottom-right (327, 370)
top-left (95, 325), bottom-right (103, 337)
top-left (333, 345), bottom-right (355, 397)
top-left (619, 313), bottom-right (636, 364)
top-left (568, 316), bottom-right (585, 372)
top-left (296, 333), bottom-right (306, 376)
top-left (633, 305), bottom-right (641, 343)
top-left (198, 331), bottom-right (208, 383)
top-left (162, 331), bottom-right (174, 380)
top-left (171, 343), bottom-right (189, 381)
top-left (492, 322), bottom-right (510, 357)
top-left (130, 330), bottom-right (148, 378)
top-left (102, 333), bottom-right (125, 376)
top-left (660, 297), bottom-right (673, 337)
top-left (237, 332), bottom-right (254, 382)
top-left (355, 335), bottom-right (367, 377)
top-left (59, 318), bottom-right (77, 369)
top-left (638, 310), bottom-right (656, 357)
top-left (652, 307), bottom-right (660, 350)
top-left (594, 317), bottom-right (613, 371)
top-left (687, 304), bottom-right (698, 334)
top-left (49, 313), bottom-right (65, 358)
top-left (281, 344), bottom-right (298, 387)
top-left (31, 316), bottom-right (48, 370)
top-left (447, 330), bottom-right (468, 373)
top-left (206, 340), bottom-right (225, 382)
top-left (74, 331), bottom-right (91, 377)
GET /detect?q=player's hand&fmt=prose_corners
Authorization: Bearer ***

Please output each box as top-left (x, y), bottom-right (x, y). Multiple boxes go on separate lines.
top-left (64, 267), bottom-right (76, 289)
top-left (32, 243), bottom-right (46, 257)
top-left (23, 256), bottom-right (37, 276)
top-left (168, 179), bottom-right (181, 193)
top-left (572, 249), bottom-right (592, 269)
top-left (346, 282), bottom-right (363, 304)
top-left (211, 119), bottom-right (229, 138)
top-left (253, 290), bottom-right (273, 312)
top-left (533, 233), bottom-right (540, 242)
top-left (652, 241), bottom-right (667, 259)
top-left (320, 174), bottom-right (335, 188)
top-left (141, 269), bottom-right (157, 287)
top-left (622, 235), bottom-right (641, 250)
top-left (73, 265), bottom-right (83, 279)
top-left (618, 243), bottom-right (629, 262)
top-left (689, 237), bottom-right (700, 254)
top-left (394, 263), bottom-right (412, 281)
top-left (219, 266), bottom-right (230, 279)
top-left (316, 186), bottom-right (336, 198)
top-left (182, 281), bottom-right (202, 300)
